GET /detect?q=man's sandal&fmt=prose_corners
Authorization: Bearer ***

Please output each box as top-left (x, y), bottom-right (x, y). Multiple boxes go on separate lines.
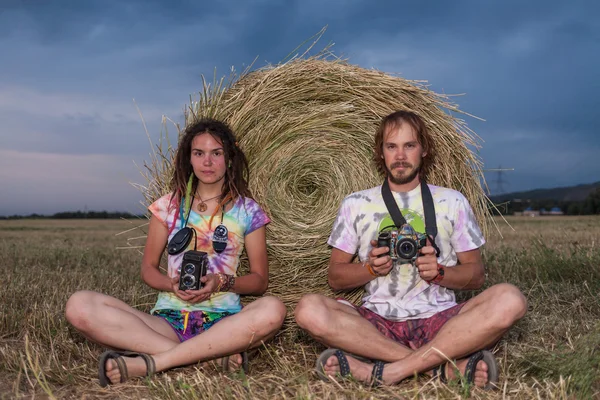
top-left (98, 350), bottom-right (156, 387)
top-left (432, 350), bottom-right (499, 391)
top-left (315, 348), bottom-right (386, 386)
top-left (370, 360), bottom-right (386, 387)
top-left (221, 351), bottom-right (249, 374)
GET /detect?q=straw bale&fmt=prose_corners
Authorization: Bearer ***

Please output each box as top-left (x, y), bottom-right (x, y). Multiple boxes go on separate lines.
top-left (139, 54), bottom-right (491, 307)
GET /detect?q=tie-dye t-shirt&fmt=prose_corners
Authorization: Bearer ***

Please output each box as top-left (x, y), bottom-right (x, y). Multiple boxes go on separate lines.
top-left (328, 183), bottom-right (485, 321)
top-left (148, 194), bottom-right (270, 314)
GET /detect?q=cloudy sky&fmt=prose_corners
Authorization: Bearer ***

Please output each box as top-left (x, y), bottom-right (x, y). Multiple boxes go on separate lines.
top-left (1, 0), bottom-right (598, 215)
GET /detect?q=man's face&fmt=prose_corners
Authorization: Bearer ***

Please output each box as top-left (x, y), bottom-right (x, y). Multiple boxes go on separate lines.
top-left (382, 122), bottom-right (426, 185)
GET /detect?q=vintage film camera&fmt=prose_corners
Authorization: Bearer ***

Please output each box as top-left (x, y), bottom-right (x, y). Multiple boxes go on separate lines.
top-left (377, 224), bottom-right (428, 263)
top-left (178, 250), bottom-right (208, 291)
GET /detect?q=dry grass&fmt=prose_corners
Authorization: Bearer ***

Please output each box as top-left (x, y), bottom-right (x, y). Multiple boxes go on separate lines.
top-left (1, 216), bottom-right (599, 399)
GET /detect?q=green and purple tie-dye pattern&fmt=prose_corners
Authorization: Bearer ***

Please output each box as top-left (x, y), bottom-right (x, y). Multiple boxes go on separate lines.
top-left (148, 194), bottom-right (270, 314)
top-left (327, 184), bottom-right (485, 322)
top-left (152, 309), bottom-right (235, 342)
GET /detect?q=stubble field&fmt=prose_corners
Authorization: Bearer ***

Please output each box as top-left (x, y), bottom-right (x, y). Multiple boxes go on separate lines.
top-left (1, 216), bottom-right (599, 399)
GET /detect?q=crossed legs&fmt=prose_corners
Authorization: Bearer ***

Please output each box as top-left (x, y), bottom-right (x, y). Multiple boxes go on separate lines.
top-left (66, 290), bottom-right (287, 384)
top-left (294, 283), bottom-right (527, 387)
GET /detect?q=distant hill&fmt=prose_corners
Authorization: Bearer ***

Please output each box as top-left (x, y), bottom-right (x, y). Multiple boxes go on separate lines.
top-left (490, 181), bottom-right (600, 203)
top-left (0, 211), bottom-right (144, 220)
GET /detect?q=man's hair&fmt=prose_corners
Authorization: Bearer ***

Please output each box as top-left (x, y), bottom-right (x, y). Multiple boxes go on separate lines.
top-left (170, 118), bottom-right (252, 205)
top-left (373, 110), bottom-right (435, 179)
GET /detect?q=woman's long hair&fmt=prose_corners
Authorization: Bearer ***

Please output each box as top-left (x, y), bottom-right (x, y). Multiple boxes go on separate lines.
top-left (170, 118), bottom-right (252, 206)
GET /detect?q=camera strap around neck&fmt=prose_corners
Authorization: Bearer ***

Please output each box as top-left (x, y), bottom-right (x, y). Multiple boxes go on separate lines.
top-left (381, 178), bottom-right (440, 256)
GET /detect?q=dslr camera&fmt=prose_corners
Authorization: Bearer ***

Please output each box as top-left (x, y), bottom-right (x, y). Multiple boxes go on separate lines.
top-left (377, 224), bottom-right (428, 263)
top-left (178, 250), bottom-right (208, 291)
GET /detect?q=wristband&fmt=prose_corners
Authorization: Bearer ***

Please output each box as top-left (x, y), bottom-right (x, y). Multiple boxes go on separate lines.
top-left (428, 264), bottom-right (446, 285)
top-left (364, 262), bottom-right (377, 277)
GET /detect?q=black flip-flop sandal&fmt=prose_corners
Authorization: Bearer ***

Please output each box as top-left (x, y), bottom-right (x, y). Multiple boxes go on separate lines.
top-left (98, 350), bottom-right (156, 387)
top-left (432, 350), bottom-right (499, 391)
top-left (370, 360), bottom-right (386, 387)
top-left (432, 362), bottom-right (448, 383)
top-left (221, 351), bottom-right (249, 374)
top-left (314, 348), bottom-right (374, 383)
top-left (464, 350), bottom-right (499, 390)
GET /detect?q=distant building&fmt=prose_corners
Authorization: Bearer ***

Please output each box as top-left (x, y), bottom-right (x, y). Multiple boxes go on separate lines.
top-left (521, 207), bottom-right (540, 217)
top-left (547, 207), bottom-right (564, 215)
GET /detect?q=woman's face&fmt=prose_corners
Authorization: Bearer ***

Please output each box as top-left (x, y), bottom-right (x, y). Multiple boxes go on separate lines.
top-left (190, 133), bottom-right (227, 186)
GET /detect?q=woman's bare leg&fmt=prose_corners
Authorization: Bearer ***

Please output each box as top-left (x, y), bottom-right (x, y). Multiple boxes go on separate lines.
top-left (103, 296), bottom-right (287, 384)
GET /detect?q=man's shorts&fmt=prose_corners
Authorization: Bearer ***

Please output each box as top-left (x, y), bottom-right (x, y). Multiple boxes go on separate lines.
top-left (342, 300), bottom-right (466, 349)
top-left (153, 309), bottom-right (237, 342)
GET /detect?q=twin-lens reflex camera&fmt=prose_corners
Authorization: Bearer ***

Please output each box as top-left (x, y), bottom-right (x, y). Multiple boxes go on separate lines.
top-left (178, 250), bottom-right (208, 291)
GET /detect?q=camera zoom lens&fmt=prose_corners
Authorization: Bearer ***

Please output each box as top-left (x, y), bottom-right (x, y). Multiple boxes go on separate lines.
top-left (182, 275), bottom-right (195, 287)
top-left (397, 239), bottom-right (416, 259)
top-left (184, 263), bottom-right (196, 274)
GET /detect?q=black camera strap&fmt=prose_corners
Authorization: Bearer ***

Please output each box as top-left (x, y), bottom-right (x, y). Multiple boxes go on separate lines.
top-left (381, 178), bottom-right (440, 256)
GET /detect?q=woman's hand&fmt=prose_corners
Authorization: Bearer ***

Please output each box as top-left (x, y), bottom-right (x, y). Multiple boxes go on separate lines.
top-left (170, 274), bottom-right (220, 304)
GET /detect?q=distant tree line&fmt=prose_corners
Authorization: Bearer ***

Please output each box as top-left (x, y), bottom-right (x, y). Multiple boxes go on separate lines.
top-left (0, 211), bottom-right (144, 220)
top-left (493, 187), bottom-right (600, 215)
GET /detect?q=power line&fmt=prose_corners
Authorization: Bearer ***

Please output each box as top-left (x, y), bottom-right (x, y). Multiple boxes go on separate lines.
top-left (490, 165), bottom-right (511, 195)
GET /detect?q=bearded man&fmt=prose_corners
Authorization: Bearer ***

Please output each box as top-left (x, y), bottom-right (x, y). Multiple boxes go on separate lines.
top-left (294, 110), bottom-right (527, 390)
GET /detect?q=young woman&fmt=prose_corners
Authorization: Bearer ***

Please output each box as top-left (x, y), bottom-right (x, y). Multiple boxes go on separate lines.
top-left (65, 118), bottom-right (286, 386)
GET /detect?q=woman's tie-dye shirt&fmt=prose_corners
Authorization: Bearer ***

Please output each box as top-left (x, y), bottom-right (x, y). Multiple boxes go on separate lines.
top-left (148, 194), bottom-right (270, 314)
top-left (328, 183), bottom-right (485, 321)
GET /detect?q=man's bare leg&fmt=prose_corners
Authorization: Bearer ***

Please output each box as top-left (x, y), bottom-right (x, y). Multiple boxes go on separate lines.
top-left (103, 296), bottom-right (286, 384)
top-left (318, 283), bottom-right (527, 387)
top-left (294, 294), bottom-right (413, 362)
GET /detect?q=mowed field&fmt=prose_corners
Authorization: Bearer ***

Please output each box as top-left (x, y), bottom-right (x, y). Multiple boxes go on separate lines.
top-left (1, 216), bottom-right (599, 399)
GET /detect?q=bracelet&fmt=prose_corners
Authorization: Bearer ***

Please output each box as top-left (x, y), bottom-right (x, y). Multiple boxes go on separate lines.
top-left (219, 274), bottom-right (235, 292)
top-left (364, 261), bottom-right (377, 277)
top-left (215, 273), bottom-right (226, 292)
top-left (227, 274), bottom-right (235, 291)
top-left (427, 264), bottom-right (446, 285)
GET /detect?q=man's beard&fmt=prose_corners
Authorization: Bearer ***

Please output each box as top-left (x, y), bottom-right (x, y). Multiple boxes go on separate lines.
top-left (386, 161), bottom-right (421, 185)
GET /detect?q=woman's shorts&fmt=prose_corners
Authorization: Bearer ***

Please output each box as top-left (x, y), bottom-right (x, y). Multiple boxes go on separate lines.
top-left (153, 309), bottom-right (237, 342)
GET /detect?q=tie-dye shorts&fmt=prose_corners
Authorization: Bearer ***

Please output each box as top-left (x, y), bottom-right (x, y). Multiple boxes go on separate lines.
top-left (153, 309), bottom-right (237, 342)
top-left (356, 302), bottom-right (465, 349)
top-left (337, 298), bottom-right (465, 349)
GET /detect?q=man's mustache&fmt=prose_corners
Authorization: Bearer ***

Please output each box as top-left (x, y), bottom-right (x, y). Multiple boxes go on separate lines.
top-left (390, 162), bottom-right (413, 169)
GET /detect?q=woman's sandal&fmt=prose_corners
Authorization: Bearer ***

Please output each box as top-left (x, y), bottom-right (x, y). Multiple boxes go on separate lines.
top-left (220, 351), bottom-right (249, 374)
top-left (432, 350), bottom-right (499, 391)
top-left (98, 350), bottom-right (156, 387)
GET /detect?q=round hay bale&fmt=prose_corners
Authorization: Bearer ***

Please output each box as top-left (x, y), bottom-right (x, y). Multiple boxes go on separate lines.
top-left (140, 55), bottom-right (491, 307)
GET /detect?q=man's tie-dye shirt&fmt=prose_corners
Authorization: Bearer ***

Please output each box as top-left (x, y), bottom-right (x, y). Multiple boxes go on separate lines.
top-left (148, 194), bottom-right (270, 315)
top-left (328, 183), bottom-right (485, 321)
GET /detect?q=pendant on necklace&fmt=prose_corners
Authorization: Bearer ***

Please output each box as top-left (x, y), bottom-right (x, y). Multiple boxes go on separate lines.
top-left (197, 202), bottom-right (207, 212)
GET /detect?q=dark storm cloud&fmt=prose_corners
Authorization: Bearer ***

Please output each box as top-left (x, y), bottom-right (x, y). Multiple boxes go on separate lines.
top-left (0, 0), bottom-right (598, 214)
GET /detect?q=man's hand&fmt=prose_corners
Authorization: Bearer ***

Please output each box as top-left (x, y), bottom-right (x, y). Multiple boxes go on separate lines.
top-left (414, 242), bottom-right (439, 281)
top-left (368, 239), bottom-right (394, 276)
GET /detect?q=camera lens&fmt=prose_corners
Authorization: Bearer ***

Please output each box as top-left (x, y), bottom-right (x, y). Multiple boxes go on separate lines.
top-left (184, 263), bottom-right (195, 274)
top-left (397, 238), bottom-right (417, 259)
top-left (182, 274), bottom-right (195, 287)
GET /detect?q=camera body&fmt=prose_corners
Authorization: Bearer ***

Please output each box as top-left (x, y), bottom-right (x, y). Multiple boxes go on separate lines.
top-left (377, 224), bottom-right (428, 263)
top-left (178, 250), bottom-right (208, 291)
